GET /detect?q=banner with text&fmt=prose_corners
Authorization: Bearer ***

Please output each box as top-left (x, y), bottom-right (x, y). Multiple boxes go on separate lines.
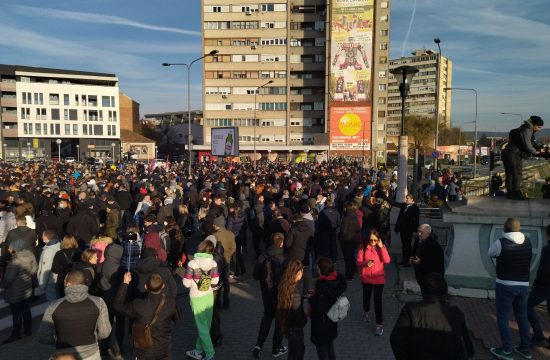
top-left (330, 106), bottom-right (371, 150)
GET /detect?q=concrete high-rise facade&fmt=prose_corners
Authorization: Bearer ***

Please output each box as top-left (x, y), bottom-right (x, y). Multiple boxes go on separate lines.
top-left (201, 0), bottom-right (391, 163)
top-left (387, 49), bottom-right (453, 145)
top-left (0, 64), bottom-right (121, 161)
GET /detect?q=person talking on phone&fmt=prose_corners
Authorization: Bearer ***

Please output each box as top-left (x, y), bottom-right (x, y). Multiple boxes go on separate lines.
top-left (410, 224), bottom-right (444, 292)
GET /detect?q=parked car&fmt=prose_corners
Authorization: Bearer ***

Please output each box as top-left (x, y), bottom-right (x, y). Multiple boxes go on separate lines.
top-left (65, 157), bottom-right (75, 163)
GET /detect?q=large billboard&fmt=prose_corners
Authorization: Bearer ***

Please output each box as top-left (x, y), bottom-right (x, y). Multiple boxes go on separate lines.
top-left (330, 0), bottom-right (373, 102)
top-left (329, 0), bottom-right (373, 150)
top-left (330, 106), bottom-right (371, 150)
top-left (211, 127), bottom-right (239, 156)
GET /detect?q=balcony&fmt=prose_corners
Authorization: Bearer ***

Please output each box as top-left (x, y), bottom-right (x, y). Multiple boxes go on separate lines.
top-left (1, 112), bottom-right (17, 122)
top-left (0, 81), bottom-right (16, 92)
top-left (289, 78), bottom-right (324, 87)
top-left (0, 97), bottom-right (17, 107)
top-left (3, 127), bottom-right (19, 137)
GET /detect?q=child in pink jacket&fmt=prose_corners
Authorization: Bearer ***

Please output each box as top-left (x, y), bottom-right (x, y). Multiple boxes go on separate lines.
top-left (356, 230), bottom-right (391, 336)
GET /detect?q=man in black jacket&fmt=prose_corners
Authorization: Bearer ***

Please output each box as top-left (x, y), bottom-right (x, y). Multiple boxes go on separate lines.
top-left (394, 194), bottom-right (420, 265)
top-left (339, 202), bottom-right (360, 281)
top-left (5, 216), bottom-right (37, 251)
top-left (252, 233), bottom-right (288, 359)
top-left (527, 224), bottom-right (550, 347)
top-left (66, 202), bottom-right (99, 248)
top-left (501, 116), bottom-right (544, 200)
top-left (390, 273), bottom-right (474, 360)
top-left (410, 224), bottom-right (444, 290)
top-left (316, 199), bottom-right (341, 262)
top-left (203, 195), bottom-right (224, 236)
top-left (114, 272), bottom-right (177, 360)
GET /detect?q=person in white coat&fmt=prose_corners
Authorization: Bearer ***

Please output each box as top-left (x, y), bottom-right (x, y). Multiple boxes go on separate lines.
top-left (37, 229), bottom-right (61, 301)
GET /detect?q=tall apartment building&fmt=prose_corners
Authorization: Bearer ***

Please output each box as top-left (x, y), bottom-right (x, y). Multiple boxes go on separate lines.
top-left (387, 49), bottom-right (453, 146)
top-left (0, 64), bottom-right (121, 161)
top-left (201, 0), bottom-right (391, 163)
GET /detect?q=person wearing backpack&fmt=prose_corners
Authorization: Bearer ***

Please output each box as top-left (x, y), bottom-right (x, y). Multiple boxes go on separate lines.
top-left (309, 257), bottom-right (347, 360)
top-left (51, 235), bottom-right (81, 297)
top-left (114, 272), bottom-right (177, 360)
top-left (183, 239), bottom-right (219, 360)
top-left (252, 233), bottom-right (289, 359)
top-left (357, 230), bottom-right (391, 336)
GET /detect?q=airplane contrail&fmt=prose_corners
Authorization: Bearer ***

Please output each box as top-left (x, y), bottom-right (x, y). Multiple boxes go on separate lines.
top-left (401, 0), bottom-right (417, 57)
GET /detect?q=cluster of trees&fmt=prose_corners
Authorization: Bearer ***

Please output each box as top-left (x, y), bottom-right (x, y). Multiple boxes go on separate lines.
top-left (404, 115), bottom-right (473, 153)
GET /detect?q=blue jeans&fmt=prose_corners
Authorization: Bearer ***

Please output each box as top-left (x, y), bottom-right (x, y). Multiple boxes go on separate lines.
top-left (527, 286), bottom-right (550, 339)
top-left (495, 283), bottom-right (531, 351)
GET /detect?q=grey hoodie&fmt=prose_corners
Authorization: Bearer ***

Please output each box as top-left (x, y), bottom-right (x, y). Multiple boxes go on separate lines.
top-left (0, 249), bottom-right (37, 304)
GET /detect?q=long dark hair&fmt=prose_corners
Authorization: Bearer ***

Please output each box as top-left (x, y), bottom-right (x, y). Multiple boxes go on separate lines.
top-left (276, 259), bottom-right (303, 333)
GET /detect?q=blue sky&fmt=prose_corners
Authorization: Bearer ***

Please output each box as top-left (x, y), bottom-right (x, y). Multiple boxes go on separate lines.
top-left (1, 0), bottom-right (549, 131)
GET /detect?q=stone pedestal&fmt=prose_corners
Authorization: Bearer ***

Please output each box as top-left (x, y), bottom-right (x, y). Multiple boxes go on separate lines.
top-left (443, 196), bottom-right (549, 291)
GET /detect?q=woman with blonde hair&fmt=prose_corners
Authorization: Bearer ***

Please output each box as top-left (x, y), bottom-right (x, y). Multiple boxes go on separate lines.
top-left (51, 235), bottom-right (80, 297)
top-left (277, 259), bottom-right (308, 360)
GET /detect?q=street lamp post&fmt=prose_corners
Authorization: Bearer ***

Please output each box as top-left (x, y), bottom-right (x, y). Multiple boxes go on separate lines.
top-left (76, 144), bottom-right (80, 162)
top-left (162, 49), bottom-right (219, 177)
top-left (390, 65), bottom-right (419, 203)
top-left (111, 142), bottom-right (116, 162)
top-left (434, 38), bottom-right (442, 172)
top-left (26, 142), bottom-right (31, 160)
top-left (254, 80), bottom-right (274, 170)
top-left (3, 143), bottom-right (7, 161)
top-left (55, 139), bottom-right (62, 162)
top-left (501, 112), bottom-right (523, 123)
top-left (446, 88), bottom-right (478, 178)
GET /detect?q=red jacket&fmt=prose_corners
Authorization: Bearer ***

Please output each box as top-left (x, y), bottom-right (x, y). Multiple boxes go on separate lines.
top-left (356, 244), bottom-right (390, 284)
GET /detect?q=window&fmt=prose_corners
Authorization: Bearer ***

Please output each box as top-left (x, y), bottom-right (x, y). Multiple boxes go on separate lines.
top-left (23, 123), bottom-right (28, 135)
top-left (51, 109), bottom-right (60, 120)
top-left (69, 109), bottom-right (78, 120)
top-left (379, 84), bottom-right (386, 91)
top-left (380, 29), bottom-right (389, 36)
top-left (75, 94), bottom-right (79, 106)
top-left (112, 125), bottom-right (116, 136)
top-left (380, 43), bottom-right (388, 50)
top-left (65, 124), bottom-right (70, 135)
top-left (94, 125), bottom-right (103, 135)
top-left (83, 125), bottom-right (88, 135)
top-left (213, 6), bottom-right (221, 12)
top-left (64, 94), bottom-right (70, 106)
top-left (378, 110), bottom-right (386, 118)
top-left (379, 56), bottom-right (388, 64)
top-left (49, 93), bottom-right (59, 105)
top-left (111, 96), bottom-right (115, 108)
top-left (81, 95), bottom-right (87, 106)
top-left (381, 1), bottom-right (388, 9)
top-left (22, 92), bottom-right (27, 104)
top-left (64, 109), bottom-right (69, 121)
top-left (102, 96), bottom-right (110, 107)
top-left (43, 124), bottom-right (47, 135)
top-left (73, 124), bottom-right (78, 135)
top-left (55, 124), bottom-right (60, 135)
top-left (378, 71), bottom-right (386, 78)
top-left (261, 4), bottom-right (274, 11)
top-left (380, 15), bottom-right (388, 22)
top-left (378, 97), bottom-right (386, 104)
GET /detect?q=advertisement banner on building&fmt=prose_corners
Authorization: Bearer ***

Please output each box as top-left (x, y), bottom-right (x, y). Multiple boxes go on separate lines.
top-left (211, 127), bottom-right (239, 156)
top-left (330, 0), bottom-right (373, 103)
top-left (330, 106), bottom-right (371, 150)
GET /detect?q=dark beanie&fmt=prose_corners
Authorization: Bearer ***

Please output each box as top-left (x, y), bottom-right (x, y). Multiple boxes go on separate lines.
top-left (530, 115), bottom-right (544, 126)
top-left (421, 273), bottom-right (448, 297)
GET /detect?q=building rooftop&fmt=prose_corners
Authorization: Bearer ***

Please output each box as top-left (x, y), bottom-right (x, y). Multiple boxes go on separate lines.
top-left (0, 64), bottom-right (116, 78)
top-left (120, 129), bottom-right (155, 143)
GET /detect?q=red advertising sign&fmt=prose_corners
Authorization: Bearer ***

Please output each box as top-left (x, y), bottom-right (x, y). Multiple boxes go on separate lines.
top-left (330, 106), bottom-right (371, 150)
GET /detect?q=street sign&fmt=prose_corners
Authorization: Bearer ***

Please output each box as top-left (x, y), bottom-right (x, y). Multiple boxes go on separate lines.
top-left (432, 151), bottom-right (440, 158)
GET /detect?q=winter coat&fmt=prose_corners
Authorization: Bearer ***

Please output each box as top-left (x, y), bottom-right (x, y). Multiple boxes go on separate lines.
top-left (339, 210), bottom-right (360, 250)
top-left (133, 255), bottom-right (176, 298)
top-left (98, 243), bottom-right (123, 310)
top-left (166, 223), bottom-right (184, 266)
top-left (183, 252), bottom-right (220, 298)
top-left (309, 272), bottom-right (347, 345)
top-left (105, 207), bottom-right (120, 241)
top-left (390, 297), bottom-right (474, 360)
top-left (90, 237), bottom-right (113, 264)
top-left (38, 240), bottom-right (61, 288)
top-left (5, 226), bottom-right (37, 250)
top-left (395, 203), bottom-right (420, 236)
top-left (0, 211), bottom-right (16, 244)
top-left (114, 189), bottom-right (133, 210)
top-left (0, 249), bottom-right (38, 303)
top-left (357, 244), bottom-right (391, 284)
top-left (35, 214), bottom-right (63, 242)
top-left (412, 235), bottom-right (445, 286)
top-left (253, 247), bottom-right (288, 294)
top-left (533, 242), bottom-right (550, 289)
top-left (157, 205), bottom-right (174, 226)
top-left (143, 224), bottom-right (167, 262)
top-left (214, 228), bottom-right (236, 265)
top-left (285, 220), bottom-right (314, 265)
top-left (227, 212), bottom-right (247, 238)
top-left (114, 284), bottom-right (177, 359)
top-left (38, 284), bottom-right (111, 360)
top-left (203, 203), bottom-right (224, 236)
top-left (66, 209), bottom-right (99, 245)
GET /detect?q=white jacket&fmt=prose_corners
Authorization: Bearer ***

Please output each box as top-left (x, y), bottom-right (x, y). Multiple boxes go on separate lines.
top-left (37, 241), bottom-right (61, 287)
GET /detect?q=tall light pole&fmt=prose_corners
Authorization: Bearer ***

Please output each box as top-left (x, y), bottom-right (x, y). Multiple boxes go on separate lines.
top-left (390, 65), bottom-right (419, 203)
top-left (501, 112), bottom-right (523, 123)
top-left (56, 139), bottom-right (62, 162)
top-left (162, 49), bottom-right (219, 177)
top-left (446, 87), bottom-right (478, 178)
top-left (76, 144), bottom-right (80, 162)
top-left (111, 142), bottom-right (116, 162)
top-left (433, 38), bottom-right (442, 171)
top-left (254, 79), bottom-right (273, 170)
top-left (26, 142), bottom-right (31, 160)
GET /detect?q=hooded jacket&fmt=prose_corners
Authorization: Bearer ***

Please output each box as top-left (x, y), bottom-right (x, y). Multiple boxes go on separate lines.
top-left (183, 252), bottom-right (220, 298)
top-left (133, 253), bottom-right (176, 298)
top-left (309, 272), bottom-right (347, 345)
top-left (38, 240), bottom-right (61, 288)
top-left (285, 220), bottom-right (314, 265)
top-left (66, 208), bottom-right (99, 245)
top-left (488, 231), bottom-right (532, 286)
top-left (98, 243), bottom-right (123, 306)
top-left (38, 284), bottom-right (111, 360)
top-left (357, 244), bottom-right (391, 284)
top-left (90, 236), bottom-right (113, 264)
top-left (339, 209), bottom-right (360, 249)
top-left (0, 249), bottom-right (38, 303)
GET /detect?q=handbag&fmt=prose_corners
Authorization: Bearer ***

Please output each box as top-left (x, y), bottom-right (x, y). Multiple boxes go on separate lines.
top-left (327, 295), bottom-right (350, 322)
top-left (132, 294), bottom-right (165, 350)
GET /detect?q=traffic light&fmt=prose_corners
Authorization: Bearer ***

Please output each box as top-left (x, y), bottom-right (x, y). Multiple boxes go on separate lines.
top-left (489, 152), bottom-right (495, 171)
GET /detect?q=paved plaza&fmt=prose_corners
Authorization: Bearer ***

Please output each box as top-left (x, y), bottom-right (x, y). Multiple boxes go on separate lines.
top-left (1, 226), bottom-right (550, 359)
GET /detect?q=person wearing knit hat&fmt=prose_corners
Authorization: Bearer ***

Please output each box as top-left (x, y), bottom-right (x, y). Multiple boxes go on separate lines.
top-left (390, 273), bottom-right (474, 360)
top-left (501, 115), bottom-right (544, 200)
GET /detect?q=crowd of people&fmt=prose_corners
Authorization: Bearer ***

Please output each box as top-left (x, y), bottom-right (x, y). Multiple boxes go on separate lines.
top-left (0, 157), bottom-right (546, 360)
